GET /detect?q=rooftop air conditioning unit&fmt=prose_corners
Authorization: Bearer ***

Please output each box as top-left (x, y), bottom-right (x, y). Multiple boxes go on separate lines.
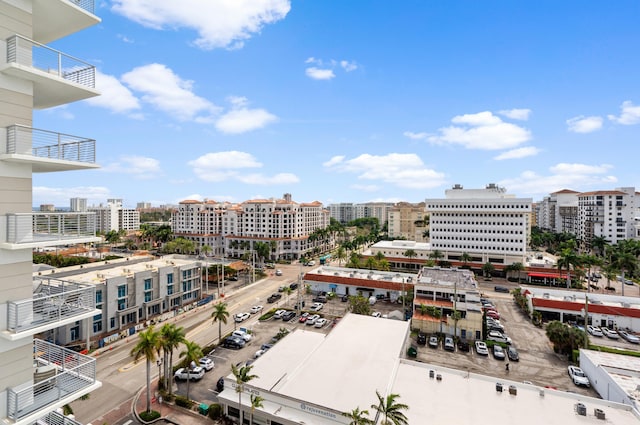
top-left (594, 408), bottom-right (605, 420)
top-left (575, 403), bottom-right (587, 416)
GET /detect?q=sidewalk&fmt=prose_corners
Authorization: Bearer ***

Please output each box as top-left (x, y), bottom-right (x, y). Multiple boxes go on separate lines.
top-left (134, 378), bottom-right (213, 425)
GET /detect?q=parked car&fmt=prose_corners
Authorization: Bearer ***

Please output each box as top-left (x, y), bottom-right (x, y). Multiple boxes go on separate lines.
top-left (282, 311), bottom-right (296, 321)
top-left (487, 331), bottom-right (512, 345)
top-left (341, 294), bottom-right (350, 302)
top-left (444, 337), bottom-right (455, 351)
top-left (494, 286), bottom-right (510, 293)
top-left (417, 332), bottom-right (427, 345)
top-left (371, 312), bottom-right (382, 318)
top-left (273, 309), bottom-right (287, 319)
top-left (249, 305), bottom-right (264, 314)
top-left (310, 302), bottom-right (324, 312)
top-left (486, 310), bottom-right (501, 320)
top-left (587, 325), bottom-right (603, 337)
top-left (428, 335), bottom-right (439, 348)
top-left (315, 318), bottom-right (328, 328)
top-left (568, 365), bottom-right (590, 387)
top-left (289, 282), bottom-right (299, 290)
top-left (619, 330), bottom-right (640, 344)
top-left (222, 336), bottom-right (245, 349)
top-left (602, 327), bottom-right (620, 339)
top-left (312, 295), bottom-right (328, 303)
top-left (231, 330), bottom-right (252, 342)
top-left (174, 367), bottom-right (205, 381)
top-left (475, 341), bottom-right (489, 356)
top-left (299, 312), bottom-right (310, 323)
top-left (267, 293), bottom-right (282, 303)
top-left (306, 314), bottom-right (320, 326)
top-left (457, 340), bottom-right (470, 352)
top-left (493, 345), bottom-right (506, 360)
top-left (199, 357), bottom-right (214, 371)
top-left (275, 269), bottom-right (283, 276)
top-left (216, 376), bottom-right (225, 392)
top-left (507, 346), bottom-right (519, 361)
top-left (234, 312), bottom-right (250, 323)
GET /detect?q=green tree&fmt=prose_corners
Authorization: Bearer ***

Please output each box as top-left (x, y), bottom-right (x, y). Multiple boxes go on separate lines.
top-left (591, 235), bottom-right (609, 257)
top-left (348, 295), bottom-right (372, 315)
top-left (179, 340), bottom-right (203, 400)
top-left (211, 302), bottom-right (230, 344)
top-left (130, 326), bottom-right (160, 414)
top-left (545, 320), bottom-right (588, 356)
top-left (342, 407), bottom-right (374, 425)
top-left (371, 390), bottom-right (409, 425)
top-left (232, 364), bottom-right (258, 424)
top-left (482, 262), bottom-right (495, 279)
top-left (365, 257), bottom-right (377, 270)
top-left (201, 244), bottom-right (212, 257)
top-left (282, 286), bottom-right (293, 305)
top-left (336, 246), bottom-right (347, 266)
top-left (460, 252), bottom-right (472, 267)
top-left (510, 262), bottom-right (525, 283)
top-left (159, 323), bottom-right (186, 394)
top-left (249, 394), bottom-right (264, 425)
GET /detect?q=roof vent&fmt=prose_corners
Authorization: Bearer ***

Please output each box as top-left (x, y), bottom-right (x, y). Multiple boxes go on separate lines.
top-left (496, 382), bottom-right (503, 393)
top-left (575, 403), bottom-right (587, 416)
top-left (594, 408), bottom-right (605, 420)
top-left (509, 385), bottom-right (517, 395)
top-left (429, 370), bottom-right (435, 379)
top-left (436, 374), bottom-right (442, 381)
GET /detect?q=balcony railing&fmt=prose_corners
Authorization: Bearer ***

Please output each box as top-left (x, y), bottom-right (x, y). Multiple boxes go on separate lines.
top-left (34, 409), bottom-right (83, 425)
top-left (7, 339), bottom-right (97, 421)
top-left (4, 125), bottom-right (96, 164)
top-left (4, 212), bottom-right (96, 245)
top-left (5, 34), bottom-right (95, 89)
top-left (68, 0), bottom-right (96, 15)
top-left (6, 280), bottom-right (96, 335)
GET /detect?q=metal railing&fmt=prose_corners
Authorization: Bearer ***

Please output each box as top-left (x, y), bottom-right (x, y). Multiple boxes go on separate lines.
top-left (4, 212), bottom-right (96, 245)
top-left (67, 0), bottom-right (96, 15)
top-left (5, 125), bottom-right (96, 164)
top-left (5, 34), bottom-right (95, 89)
top-left (7, 339), bottom-right (97, 421)
top-left (7, 280), bottom-right (96, 334)
top-left (34, 409), bottom-right (83, 425)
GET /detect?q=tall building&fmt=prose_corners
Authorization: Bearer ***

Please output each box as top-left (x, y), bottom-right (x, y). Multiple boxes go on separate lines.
top-left (0, 1), bottom-right (102, 423)
top-left (536, 189), bottom-right (579, 233)
top-left (387, 201), bottom-right (428, 242)
top-left (70, 197), bottom-right (87, 212)
top-left (328, 201), bottom-right (394, 225)
top-left (89, 198), bottom-right (140, 233)
top-left (172, 194), bottom-right (330, 259)
top-left (426, 184), bottom-right (532, 266)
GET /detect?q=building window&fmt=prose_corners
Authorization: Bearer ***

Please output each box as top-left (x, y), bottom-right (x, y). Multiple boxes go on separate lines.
top-left (118, 299), bottom-right (127, 311)
top-left (110, 317), bottom-right (115, 329)
top-left (96, 290), bottom-right (103, 304)
top-left (117, 285), bottom-right (127, 298)
top-left (167, 273), bottom-right (173, 284)
top-left (144, 278), bottom-right (152, 291)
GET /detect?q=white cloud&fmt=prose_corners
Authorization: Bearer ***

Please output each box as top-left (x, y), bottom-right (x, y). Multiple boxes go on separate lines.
top-left (188, 151), bottom-right (297, 185)
top-left (340, 60), bottom-right (358, 72)
top-left (305, 67), bottom-right (335, 80)
top-left (117, 34), bottom-right (134, 43)
top-left (322, 156), bottom-right (345, 167)
top-left (101, 155), bottom-right (161, 179)
top-left (216, 108), bottom-right (278, 134)
top-left (566, 115), bottom-right (603, 133)
top-left (84, 70), bottom-right (141, 115)
top-left (403, 131), bottom-right (429, 140)
top-left (428, 111), bottom-right (532, 150)
top-left (122, 63), bottom-right (220, 122)
top-left (33, 186), bottom-right (111, 207)
top-left (608, 100), bottom-right (640, 125)
top-left (324, 153), bottom-right (446, 189)
top-left (499, 162), bottom-right (617, 196)
top-left (111, 0), bottom-right (291, 50)
top-left (498, 108), bottom-right (531, 121)
top-left (493, 146), bottom-right (540, 160)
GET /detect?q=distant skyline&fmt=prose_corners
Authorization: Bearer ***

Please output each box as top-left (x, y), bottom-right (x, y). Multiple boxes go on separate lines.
top-left (33, 1), bottom-right (640, 208)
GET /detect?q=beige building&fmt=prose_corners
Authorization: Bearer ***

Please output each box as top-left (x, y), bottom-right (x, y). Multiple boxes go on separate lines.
top-left (0, 1), bottom-right (103, 423)
top-left (387, 201), bottom-right (428, 242)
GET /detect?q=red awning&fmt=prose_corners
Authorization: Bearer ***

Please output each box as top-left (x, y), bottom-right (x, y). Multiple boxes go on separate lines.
top-left (528, 272), bottom-right (564, 278)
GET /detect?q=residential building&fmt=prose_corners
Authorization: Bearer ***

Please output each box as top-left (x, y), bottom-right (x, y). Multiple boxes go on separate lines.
top-left (136, 202), bottom-right (151, 209)
top-left (387, 201), bottom-right (428, 242)
top-left (39, 204), bottom-right (55, 212)
top-left (425, 183), bottom-right (532, 267)
top-left (536, 189), bottom-right (580, 234)
top-left (412, 267), bottom-right (483, 340)
top-left (328, 201), bottom-right (394, 225)
top-left (172, 194), bottom-right (330, 260)
top-left (89, 198), bottom-right (140, 233)
top-left (70, 197), bottom-right (87, 212)
top-left (0, 1), bottom-right (102, 423)
top-left (216, 313), bottom-right (638, 424)
top-left (328, 202), bottom-right (355, 224)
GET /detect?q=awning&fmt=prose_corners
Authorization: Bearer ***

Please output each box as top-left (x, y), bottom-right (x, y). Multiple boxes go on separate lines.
top-left (528, 272), bottom-right (564, 279)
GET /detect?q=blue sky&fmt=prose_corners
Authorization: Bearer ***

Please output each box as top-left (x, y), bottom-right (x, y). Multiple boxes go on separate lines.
top-left (34, 0), bottom-right (640, 208)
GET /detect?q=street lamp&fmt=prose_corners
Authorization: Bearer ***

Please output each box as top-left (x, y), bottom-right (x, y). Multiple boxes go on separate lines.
top-left (156, 358), bottom-right (163, 389)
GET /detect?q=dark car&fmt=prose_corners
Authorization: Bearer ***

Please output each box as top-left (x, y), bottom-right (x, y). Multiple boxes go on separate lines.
top-left (222, 336), bottom-right (245, 349)
top-left (341, 294), bottom-right (350, 302)
top-left (494, 286), bottom-right (510, 293)
top-left (267, 293), bottom-right (282, 303)
top-left (216, 376), bottom-right (225, 392)
top-left (281, 311), bottom-right (296, 321)
top-left (289, 282), bottom-right (299, 290)
top-left (417, 332), bottom-right (427, 345)
top-left (228, 276), bottom-right (238, 281)
top-left (313, 295), bottom-right (328, 303)
top-left (507, 346), bottom-right (519, 361)
top-left (457, 340), bottom-right (470, 352)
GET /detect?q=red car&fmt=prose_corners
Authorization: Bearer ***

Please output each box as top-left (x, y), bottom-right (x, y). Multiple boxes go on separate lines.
top-left (299, 312), bottom-right (309, 323)
top-left (486, 310), bottom-right (501, 320)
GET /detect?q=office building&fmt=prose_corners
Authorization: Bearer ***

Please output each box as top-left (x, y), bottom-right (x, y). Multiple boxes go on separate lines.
top-left (0, 1), bottom-right (102, 423)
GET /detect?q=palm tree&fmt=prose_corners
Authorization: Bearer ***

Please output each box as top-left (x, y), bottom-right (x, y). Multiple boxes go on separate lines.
top-left (343, 407), bottom-right (374, 425)
top-left (336, 246), bottom-right (347, 266)
top-left (211, 302), bottom-right (230, 343)
top-left (159, 323), bottom-right (186, 394)
top-left (282, 286), bottom-right (293, 305)
top-left (428, 249), bottom-right (444, 262)
top-left (179, 340), bottom-right (203, 400)
top-left (365, 256), bottom-right (377, 270)
top-left (249, 394), bottom-right (264, 425)
top-left (614, 249), bottom-right (637, 297)
top-left (130, 326), bottom-right (160, 413)
top-left (201, 244), bottom-right (212, 257)
top-left (510, 262), bottom-right (525, 283)
top-left (371, 390), bottom-right (409, 425)
top-left (231, 363), bottom-right (258, 424)
top-left (403, 249), bottom-right (417, 270)
top-left (482, 262), bottom-right (495, 279)
top-left (591, 235), bottom-right (609, 257)
top-left (557, 247), bottom-right (578, 288)
top-left (460, 252), bottom-right (472, 268)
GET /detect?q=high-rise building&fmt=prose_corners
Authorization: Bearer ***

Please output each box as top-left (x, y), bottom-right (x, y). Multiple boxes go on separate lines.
top-left (0, 1), bottom-right (102, 423)
top-left (387, 202), bottom-right (428, 242)
top-left (89, 198), bottom-right (140, 232)
top-left (328, 201), bottom-right (394, 225)
top-left (70, 197), bottom-right (88, 212)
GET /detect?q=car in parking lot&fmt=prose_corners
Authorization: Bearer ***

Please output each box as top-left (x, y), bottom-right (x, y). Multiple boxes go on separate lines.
top-left (315, 318), bottom-right (328, 328)
top-left (216, 376), bottom-right (225, 392)
top-left (494, 285), bottom-right (510, 293)
top-left (306, 314), bottom-right (320, 326)
top-left (174, 367), bottom-right (205, 381)
top-left (587, 325), bottom-right (603, 337)
top-left (619, 330), bottom-right (640, 344)
top-left (275, 269), bottom-right (283, 276)
top-left (232, 330), bottom-right (252, 342)
top-left (281, 311), bottom-right (296, 321)
top-left (428, 336), bottom-right (439, 348)
top-left (289, 282), bottom-right (298, 290)
top-left (486, 310), bottom-right (501, 320)
top-left (299, 312), bottom-right (310, 323)
top-left (507, 346), bottom-right (519, 361)
top-left (312, 295), bottom-right (328, 303)
top-left (199, 357), bottom-right (214, 371)
top-left (249, 305), bottom-right (264, 314)
top-left (417, 332), bottom-right (427, 345)
top-left (341, 294), bottom-right (350, 302)
top-left (457, 340), bottom-right (470, 352)
top-left (602, 327), bottom-right (620, 339)
top-left (310, 302), bottom-right (324, 312)
top-left (475, 341), bottom-right (489, 356)
top-left (273, 309), bottom-right (287, 319)
top-left (444, 337), bottom-right (455, 351)
top-left (371, 311), bottom-right (382, 318)
top-left (487, 331), bottom-right (512, 345)
top-left (568, 365), bottom-right (590, 387)
top-left (222, 336), bottom-right (245, 349)
top-left (492, 345), bottom-right (506, 360)
top-left (234, 312), bottom-right (250, 322)
top-left (267, 293), bottom-right (282, 303)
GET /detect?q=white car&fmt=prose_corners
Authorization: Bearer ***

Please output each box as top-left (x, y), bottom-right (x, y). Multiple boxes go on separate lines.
top-left (232, 330), bottom-right (252, 342)
top-left (568, 365), bottom-right (590, 387)
top-left (310, 302), bottom-right (324, 312)
top-left (371, 312), bottom-right (382, 318)
top-left (475, 341), bottom-right (489, 356)
top-left (273, 309), bottom-right (287, 319)
top-left (198, 357), bottom-right (214, 371)
top-left (234, 312), bottom-right (250, 322)
top-left (314, 318), bottom-right (328, 328)
top-left (587, 325), bottom-right (603, 337)
top-left (306, 314), bottom-right (321, 326)
top-left (174, 367), bottom-right (205, 381)
top-left (275, 269), bottom-right (283, 276)
top-left (487, 331), bottom-right (512, 345)
top-left (602, 328), bottom-right (620, 339)
top-left (619, 330), bottom-right (640, 344)
top-left (249, 305), bottom-right (264, 314)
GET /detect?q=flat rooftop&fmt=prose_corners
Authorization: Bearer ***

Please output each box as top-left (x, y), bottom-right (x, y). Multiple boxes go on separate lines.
top-left (417, 267), bottom-right (479, 290)
top-left (581, 350), bottom-right (640, 403)
top-left (305, 265), bottom-right (416, 284)
top-left (524, 286), bottom-right (640, 315)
